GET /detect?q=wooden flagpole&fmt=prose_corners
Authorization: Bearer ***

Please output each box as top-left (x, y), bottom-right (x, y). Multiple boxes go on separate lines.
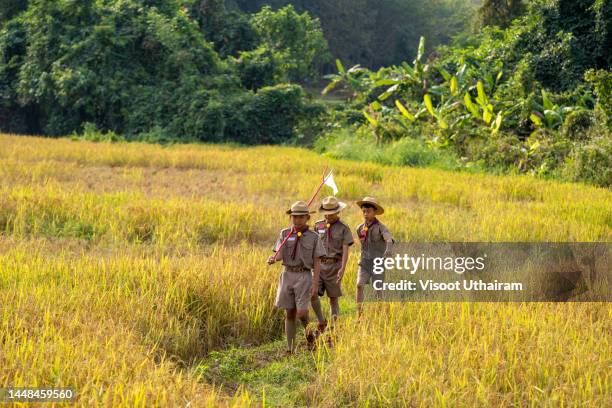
top-left (270, 166), bottom-right (330, 262)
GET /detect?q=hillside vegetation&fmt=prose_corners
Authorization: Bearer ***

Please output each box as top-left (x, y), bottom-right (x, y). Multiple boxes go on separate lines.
top-left (2, 0), bottom-right (610, 189)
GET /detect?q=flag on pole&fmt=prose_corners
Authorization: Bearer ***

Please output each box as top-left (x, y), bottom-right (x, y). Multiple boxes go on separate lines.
top-left (323, 171), bottom-right (339, 195)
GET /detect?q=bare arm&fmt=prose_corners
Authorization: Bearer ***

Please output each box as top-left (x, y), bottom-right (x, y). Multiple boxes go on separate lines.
top-left (383, 231), bottom-right (394, 257)
top-left (312, 257), bottom-right (321, 296)
top-left (384, 240), bottom-right (393, 256)
top-left (337, 244), bottom-right (350, 283)
top-left (268, 229), bottom-right (288, 264)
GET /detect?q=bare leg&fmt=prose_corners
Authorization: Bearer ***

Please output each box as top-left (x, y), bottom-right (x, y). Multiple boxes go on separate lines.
top-left (311, 294), bottom-right (325, 324)
top-left (356, 285), bottom-right (365, 316)
top-left (296, 309), bottom-right (309, 329)
top-left (285, 309), bottom-right (297, 353)
top-left (329, 297), bottom-right (340, 326)
top-left (297, 309), bottom-right (315, 348)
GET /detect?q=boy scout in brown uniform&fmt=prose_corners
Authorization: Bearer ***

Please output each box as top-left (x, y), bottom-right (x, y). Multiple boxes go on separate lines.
top-left (355, 197), bottom-right (394, 315)
top-left (312, 196), bottom-right (354, 332)
top-left (267, 201), bottom-right (326, 354)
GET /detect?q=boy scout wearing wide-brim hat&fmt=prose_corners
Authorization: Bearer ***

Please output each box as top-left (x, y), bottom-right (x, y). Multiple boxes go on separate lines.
top-left (274, 201), bottom-right (325, 310)
top-left (356, 196), bottom-right (385, 215)
top-left (313, 197), bottom-right (353, 325)
top-left (355, 197), bottom-right (394, 288)
top-left (271, 200), bottom-right (326, 352)
top-left (311, 196), bottom-right (354, 334)
top-left (284, 201), bottom-right (315, 216)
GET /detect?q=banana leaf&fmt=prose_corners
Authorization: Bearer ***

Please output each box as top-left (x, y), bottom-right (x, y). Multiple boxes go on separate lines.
top-left (424, 94), bottom-right (435, 117)
top-left (395, 100), bottom-right (415, 121)
top-left (336, 59), bottom-right (345, 74)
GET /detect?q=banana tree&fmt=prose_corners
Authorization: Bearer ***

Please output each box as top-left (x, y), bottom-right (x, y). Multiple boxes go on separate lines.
top-left (375, 36), bottom-right (431, 102)
top-left (405, 73), bottom-right (504, 137)
top-left (529, 89), bottom-right (577, 129)
top-left (354, 37), bottom-right (507, 141)
top-left (463, 80), bottom-right (504, 134)
top-left (321, 59), bottom-right (372, 99)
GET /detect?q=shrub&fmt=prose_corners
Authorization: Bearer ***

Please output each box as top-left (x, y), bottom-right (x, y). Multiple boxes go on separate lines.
top-left (585, 69), bottom-right (612, 128)
top-left (182, 84), bottom-right (318, 145)
top-left (562, 135), bottom-right (612, 187)
top-left (72, 122), bottom-right (123, 143)
top-left (561, 110), bottom-right (595, 141)
top-left (228, 84), bottom-right (309, 145)
top-left (315, 129), bottom-right (462, 170)
top-left (135, 126), bottom-right (181, 145)
top-left (475, 132), bottom-right (524, 171)
top-left (233, 47), bottom-right (279, 90)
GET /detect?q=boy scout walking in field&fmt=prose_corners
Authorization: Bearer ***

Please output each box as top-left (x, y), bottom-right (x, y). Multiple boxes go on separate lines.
top-left (268, 201), bottom-right (326, 354)
top-left (355, 197), bottom-right (394, 315)
top-left (311, 196), bottom-right (354, 333)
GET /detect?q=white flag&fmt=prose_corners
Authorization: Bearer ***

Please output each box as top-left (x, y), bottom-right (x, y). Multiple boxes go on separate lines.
top-left (324, 171), bottom-right (339, 196)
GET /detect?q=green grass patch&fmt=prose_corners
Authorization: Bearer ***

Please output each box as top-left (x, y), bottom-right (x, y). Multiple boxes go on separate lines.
top-left (314, 129), bottom-right (469, 171)
top-left (194, 340), bottom-right (320, 407)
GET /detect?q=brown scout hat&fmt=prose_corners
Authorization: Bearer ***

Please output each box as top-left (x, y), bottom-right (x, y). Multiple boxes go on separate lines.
top-left (318, 196), bottom-right (347, 215)
top-left (356, 196), bottom-right (385, 215)
top-left (286, 200), bottom-right (315, 215)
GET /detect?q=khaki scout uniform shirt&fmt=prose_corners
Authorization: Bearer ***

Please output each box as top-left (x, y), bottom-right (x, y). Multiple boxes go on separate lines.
top-left (273, 227), bottom-right (326, 269)
top-left (356, 219), bottom-right (393, 260)
top-left (314, 219), bottom-right (354, 259)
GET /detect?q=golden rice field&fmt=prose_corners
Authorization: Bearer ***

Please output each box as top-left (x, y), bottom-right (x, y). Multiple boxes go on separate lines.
top-left (0, 133), bottom-right (610, 407)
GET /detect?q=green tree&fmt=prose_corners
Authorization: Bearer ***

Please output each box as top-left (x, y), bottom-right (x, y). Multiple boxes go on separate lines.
top-left (6, 0), bottom-right (223, 135)
top-left (1, 0), bottom-right (323, 143)
top-left (188, 0), bottom-right (258, 57)
top-left (514, 0), bottom-right (611, 91)
top-left (251, 5), bottom-right (329, 82)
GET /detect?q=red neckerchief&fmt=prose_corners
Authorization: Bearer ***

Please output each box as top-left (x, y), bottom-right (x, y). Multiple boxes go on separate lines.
top-left (291, 226), bottom-right (308, 259)
top-left (360, 218), bottom-right (378, 248)
top-left (325, 219), bottom-right (339, 254)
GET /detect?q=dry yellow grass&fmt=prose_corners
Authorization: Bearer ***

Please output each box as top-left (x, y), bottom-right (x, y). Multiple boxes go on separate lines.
top-left (0, 134), bottom-right (610, 406)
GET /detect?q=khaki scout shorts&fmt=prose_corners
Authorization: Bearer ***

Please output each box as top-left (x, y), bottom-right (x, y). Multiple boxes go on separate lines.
top-left (318, 261), bottom-right (343, 298)
top-left (357, 258), bottom-right (385, 286)
top-left (275, 268), bottom-right (312, 310)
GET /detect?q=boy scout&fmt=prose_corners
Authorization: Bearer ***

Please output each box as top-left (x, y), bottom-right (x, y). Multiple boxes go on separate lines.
top-left (355, 197), bottom-right (394, 315)
top-left (312, 196), bottom-right (354, 332)
top-left (267, 201), bottom-right (326, 354)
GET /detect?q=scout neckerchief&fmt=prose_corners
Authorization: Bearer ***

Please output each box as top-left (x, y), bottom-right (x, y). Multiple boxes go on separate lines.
top-left (360, 218), bottom-right (379, 250)
top-left (291, 226), bottom-right (309, 260)
top-left (325, 219), bottom-right (339, 254)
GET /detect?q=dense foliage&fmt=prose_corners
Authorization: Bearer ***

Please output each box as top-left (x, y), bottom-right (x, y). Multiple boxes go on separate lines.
top-left (318, 0), bottom-right (611, 187)
top-left (0, 0), bottom-right (325, 143)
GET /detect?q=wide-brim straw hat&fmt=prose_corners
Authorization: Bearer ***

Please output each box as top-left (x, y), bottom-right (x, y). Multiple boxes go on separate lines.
top-left (356, 196), bottom-right (384, 215)
top-left (318, 196), bottom-right (347, 215)
top-left (286, 200), bottom-right (315, 215)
